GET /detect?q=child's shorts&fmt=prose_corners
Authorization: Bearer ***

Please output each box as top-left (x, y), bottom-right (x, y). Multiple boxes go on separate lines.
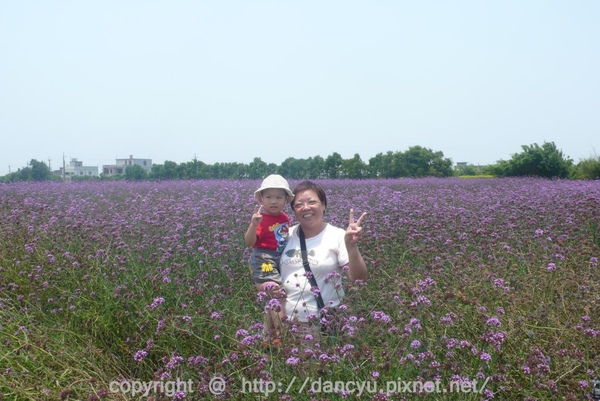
top-left (248, 248), bottom-right (282, 284)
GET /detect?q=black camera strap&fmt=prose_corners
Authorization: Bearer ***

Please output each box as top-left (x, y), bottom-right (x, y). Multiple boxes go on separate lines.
top-left (298, 225), bottom-right (325, 312)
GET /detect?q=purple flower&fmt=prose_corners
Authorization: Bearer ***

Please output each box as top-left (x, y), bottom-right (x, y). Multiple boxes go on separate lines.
top-left (486, 316), bottom-right (502, 327)
top-left (265, 298), bottom-right (281, 311)
top-left (371, 311), bottom-right (392, 324)
top-left (155, 319), bottom-right (166, 335)
top-left (173, 391), bottom-right (187, 400)
top-left (286, 357), bottom-right (300, 365)
top-left (149, 297), bottom-right (165, 309)
top-left (134, 350), bottom-right (148, 362)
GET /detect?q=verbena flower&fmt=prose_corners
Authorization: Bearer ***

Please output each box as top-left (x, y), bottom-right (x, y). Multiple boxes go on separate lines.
top-left (134, 350), bottom-right (147, 362)
top-left (149, 297), bottom-right (165, 309)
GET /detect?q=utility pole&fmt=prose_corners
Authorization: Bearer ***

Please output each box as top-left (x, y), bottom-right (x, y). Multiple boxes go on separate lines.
top-left (48, 158), bottom-right (52, 171)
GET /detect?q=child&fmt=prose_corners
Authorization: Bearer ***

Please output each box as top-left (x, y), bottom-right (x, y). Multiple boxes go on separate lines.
top-left (244, 174), bottom-right (293, 345)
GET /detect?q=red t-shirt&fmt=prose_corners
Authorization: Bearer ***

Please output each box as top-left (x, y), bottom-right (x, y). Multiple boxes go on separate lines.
top-left (254, 212), bottom-right (290, 253)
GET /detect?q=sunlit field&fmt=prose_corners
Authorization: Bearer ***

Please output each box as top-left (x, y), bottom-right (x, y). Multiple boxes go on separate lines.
top-left (1, 178), bottom-right (598, 401)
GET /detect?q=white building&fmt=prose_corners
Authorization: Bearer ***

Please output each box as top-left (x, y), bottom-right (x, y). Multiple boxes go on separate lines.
top-left (102, 155), bottom-right (152, 176)
top-left (60, 158), bottom-right (99, 179)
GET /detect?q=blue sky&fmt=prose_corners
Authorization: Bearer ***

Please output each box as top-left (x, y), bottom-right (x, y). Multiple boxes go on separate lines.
top-left (1, 1), bottom-right (598, 176)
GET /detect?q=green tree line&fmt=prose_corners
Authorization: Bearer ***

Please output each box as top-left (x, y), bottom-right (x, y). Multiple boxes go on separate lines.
top-left (147, 146), bottom-right (455, 180)
top-left (2, 142), bottom-right (599, 182)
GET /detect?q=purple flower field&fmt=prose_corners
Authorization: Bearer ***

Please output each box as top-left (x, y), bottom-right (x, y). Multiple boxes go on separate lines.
top-left (1, 178), bottom-right (599, 400)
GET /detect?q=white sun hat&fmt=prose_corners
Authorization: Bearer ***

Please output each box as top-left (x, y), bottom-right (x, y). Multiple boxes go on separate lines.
top-left (254, 174), bottom-right (293, 202)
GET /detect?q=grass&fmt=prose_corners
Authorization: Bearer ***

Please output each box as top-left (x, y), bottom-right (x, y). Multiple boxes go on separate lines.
top-left (0, 178), bottom-right (598, 400)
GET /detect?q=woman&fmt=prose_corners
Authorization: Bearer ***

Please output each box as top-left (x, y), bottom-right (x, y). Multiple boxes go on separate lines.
top-left (259, 180), bottom-right (368, 344)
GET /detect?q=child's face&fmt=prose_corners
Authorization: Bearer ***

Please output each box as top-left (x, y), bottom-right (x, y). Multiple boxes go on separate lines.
top-left (259, 188), bottom-right (288, 215)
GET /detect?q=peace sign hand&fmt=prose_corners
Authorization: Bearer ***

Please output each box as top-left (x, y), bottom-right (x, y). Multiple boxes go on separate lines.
top-left (250, 204), bottom-right (264, 227)
top-left (345, 208), bottom-right (367, 246)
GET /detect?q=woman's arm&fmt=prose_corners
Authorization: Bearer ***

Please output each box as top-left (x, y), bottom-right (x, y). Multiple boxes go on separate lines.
top-left (346, 243), bottom-right (368, 281)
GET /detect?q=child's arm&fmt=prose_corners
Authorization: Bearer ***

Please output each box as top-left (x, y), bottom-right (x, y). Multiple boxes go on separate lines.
top-left (244, 205), bottom-right (263, 247)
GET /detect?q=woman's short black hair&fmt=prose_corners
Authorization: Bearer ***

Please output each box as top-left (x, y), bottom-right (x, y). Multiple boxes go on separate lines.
top-left (290, 180), bottom-right (327, 209)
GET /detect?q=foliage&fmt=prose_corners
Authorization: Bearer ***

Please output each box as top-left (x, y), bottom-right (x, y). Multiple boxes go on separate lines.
top-left (342, 153), bottom-right (366, 179)
top-left (572, 155), bottom-right (600, 180)
top-left (454, 163), bottom-right (482, 176)
top-left (124, 164), bottom-right (148, 181)
top-left (3, 144), bottom-right (599, 182)
top-left (0, 159), bottom-right (58, 183)
top-left (368, 147), bottom-right (453, 178)
top-left (0, 178), bottom-right (598, 400)
top-left (406, 146), bottom-right (453, 177)
top-left (29, 159), bottom-right (53, 181)
top-left (489, 142), bottom-right (573, 178)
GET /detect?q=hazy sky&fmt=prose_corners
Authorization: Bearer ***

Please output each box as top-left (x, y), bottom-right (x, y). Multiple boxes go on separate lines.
top-left (1, 1), bottom-right (598, 176)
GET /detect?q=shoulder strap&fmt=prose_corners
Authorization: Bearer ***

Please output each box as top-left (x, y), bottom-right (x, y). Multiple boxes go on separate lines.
top-left (298, 226), bottom-right (325, 311)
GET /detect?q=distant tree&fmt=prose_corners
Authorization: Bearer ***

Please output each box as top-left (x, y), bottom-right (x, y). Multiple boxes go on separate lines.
top-left (428, 151), bottom-right (454, 177)
top-left (481, 163), bottom-right (506, 176)
top-left (396, 146), bottom-right (453, 177)
top-left (175, 159), bottom-right (205, 179)
top-left (175, 162), bottom-right (189, 179)
top-left (231, 162), bottom-right (248, 179)
top-left (366, 153), bottom-right (383, 178)
top-left (124, 164), bottom-right (148, 181)
top-left (325, 152), bottom-right (344, 179)
top-left (342, 153), bottom-right (367, 179)
top-left (368, 152), bottom-right (395, 178)
top-left (572, 155), bottom-right (600, 180)
top-left (306, 156), bottom-right (326, 179)
top-left (163, 160), bottom-right (179, 179)
top-left (149, 164), bottom-right (163, 179)
top-left (0, 160), bottom-right (57, 182)
top-left (247, 157), bottom-right (269, 179)
top-left (177, 161), bottom-right (196, 179)
top-left (280, 157), bottom-right (306, 179)
top-left (454, 164), bottom-right (480, 176)
top-left (210, 162), bottom-right (246, 179)
top-left (186, 156), bottom-right (209, 179)
top-left (0, 168), bottom-right (31, 182)
top-left (266, 163), bottom-right (279, 176)
top-left (29, 159), bottom-right (51, 181)
top-left (209, 162), bottom-right (226, 179)
top-left (18, 167), bottom-right (31, 181)
top-left (492, 142), bottom-right (573, 178)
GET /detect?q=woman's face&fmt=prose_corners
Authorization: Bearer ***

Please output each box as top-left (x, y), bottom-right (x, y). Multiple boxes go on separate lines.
top-left (292, 189), bottom-right (325, 227)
